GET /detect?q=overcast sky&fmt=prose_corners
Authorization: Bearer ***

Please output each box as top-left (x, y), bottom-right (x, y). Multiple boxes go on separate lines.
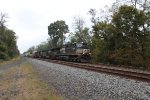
top-left (0, 0), bottom-right (115, 53)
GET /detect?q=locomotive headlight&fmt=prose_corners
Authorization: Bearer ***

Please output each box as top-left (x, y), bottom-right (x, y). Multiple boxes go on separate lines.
top-left (83, 49), bottom-right (90, 54)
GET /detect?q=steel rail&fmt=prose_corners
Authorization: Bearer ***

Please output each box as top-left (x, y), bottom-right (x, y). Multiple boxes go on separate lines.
top-left (38, 58), bottom-right (150, 82)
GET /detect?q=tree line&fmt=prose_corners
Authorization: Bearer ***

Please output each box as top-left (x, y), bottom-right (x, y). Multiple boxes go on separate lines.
top-left (27, 0), bottom-right (150, 69)
top-left (90, 0), bottom-right (150, 69)
top-left (0, 13), bottom-right (19, 61)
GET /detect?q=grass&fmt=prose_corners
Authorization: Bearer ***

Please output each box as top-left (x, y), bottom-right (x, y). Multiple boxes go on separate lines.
top-left (0, 56), bottom-right (20, 66)
top-left (0, 66), bottom-right (18, 99)
top-left (20, 62), bottom-right (63, 100)
top-left (0, 61), bottom-right (63, 100)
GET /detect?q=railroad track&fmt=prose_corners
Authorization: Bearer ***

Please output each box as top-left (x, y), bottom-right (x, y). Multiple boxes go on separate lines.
top-left (38, 58), bottom-right (150, 82)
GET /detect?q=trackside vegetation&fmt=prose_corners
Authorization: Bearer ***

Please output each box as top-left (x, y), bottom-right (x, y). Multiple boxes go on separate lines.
top-left (0, 13), bottom-right (19, 61)
top-left (26, 0), bottom-right (150, 70)
top-left (0, 60), bottom-right (63, 100)
top-left (89, 1), bottom-right (150, 69)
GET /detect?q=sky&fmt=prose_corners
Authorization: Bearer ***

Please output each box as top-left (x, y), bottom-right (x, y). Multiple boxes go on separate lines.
top-left (0, 0), bottom-right (115, 53)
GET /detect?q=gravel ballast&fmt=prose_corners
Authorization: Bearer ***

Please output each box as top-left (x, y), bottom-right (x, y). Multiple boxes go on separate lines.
top-left (27, 58), bottom-right (150, 100)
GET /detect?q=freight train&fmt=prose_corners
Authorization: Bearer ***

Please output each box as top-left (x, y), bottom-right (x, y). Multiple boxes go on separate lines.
top-left (29, 42), bottom-right (91, 62)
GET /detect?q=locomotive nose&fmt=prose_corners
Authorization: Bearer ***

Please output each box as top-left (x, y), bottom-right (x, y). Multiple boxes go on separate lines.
top-left (83, 49), bottom-right (90, 54)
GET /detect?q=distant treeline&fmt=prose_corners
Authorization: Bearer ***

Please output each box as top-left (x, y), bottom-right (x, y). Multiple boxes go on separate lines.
top-left (0, 13), bottom-right (19, 61)
top-left (26, 0), bottom-right (150, 69)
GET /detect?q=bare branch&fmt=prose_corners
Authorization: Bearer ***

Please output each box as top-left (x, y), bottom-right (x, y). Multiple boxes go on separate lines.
top-left (0, 12), bottom-right (8, 28)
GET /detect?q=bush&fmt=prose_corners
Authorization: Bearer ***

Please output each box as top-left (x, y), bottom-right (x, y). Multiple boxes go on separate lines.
top-left (0, 51), bottom-right (9, 60)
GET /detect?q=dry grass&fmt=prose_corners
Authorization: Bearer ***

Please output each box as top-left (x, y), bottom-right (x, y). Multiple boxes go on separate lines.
top-left (0, 66), bottom-right (18, 100)
top-left (0, 56), bottom-right (20, 66)
top-left (0, 62), bottom-right (63, 100)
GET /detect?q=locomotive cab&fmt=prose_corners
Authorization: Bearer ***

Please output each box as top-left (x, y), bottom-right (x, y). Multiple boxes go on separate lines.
top-left (76, 42), bottom-right (90, 55)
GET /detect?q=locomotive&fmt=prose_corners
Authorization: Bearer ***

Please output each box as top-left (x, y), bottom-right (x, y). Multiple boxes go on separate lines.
top-left (32, 42), bottom-right (91, 62)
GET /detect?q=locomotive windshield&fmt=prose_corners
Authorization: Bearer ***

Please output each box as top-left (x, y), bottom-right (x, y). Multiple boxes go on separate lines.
top-left (76, 43), bottom-right (89, 49)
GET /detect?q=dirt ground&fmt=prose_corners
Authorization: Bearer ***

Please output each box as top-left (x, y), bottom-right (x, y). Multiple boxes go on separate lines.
top-left (0, 57), bottom-right (63, 100)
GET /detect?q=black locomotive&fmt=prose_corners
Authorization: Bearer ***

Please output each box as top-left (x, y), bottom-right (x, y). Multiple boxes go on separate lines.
top-left (31, 42), bottom-right (91, 62)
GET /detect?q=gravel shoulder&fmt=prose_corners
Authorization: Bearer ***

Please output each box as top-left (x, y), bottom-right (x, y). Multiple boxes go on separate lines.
top-left (28, 58), bottom-right (150, 100)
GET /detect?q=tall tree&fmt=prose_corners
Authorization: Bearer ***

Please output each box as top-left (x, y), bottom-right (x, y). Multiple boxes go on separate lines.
top-left (111, 5), bottom-right (150, 66)
top-left (72, 16), bottom-right (85, 42)
top-left (90, 4), bottom-right (150, 68)
top-left (71, 16), bottom-right (92, 44)
top-left (36, 42), bottom-right (50, 51)
top-left (0, 12), bottom-right (19, 60)
top-left (0, 13), bottom-right (8, 60)
top-left (0, 12), bottom-right (8, 29)
top-left (48, 20), bottom-right (69, 47)
top-left (91, 21), bottom-right (114, 63)
top-left (4, 29), bottom-right (19, 58)
top-left (112, 0), bottom-right (150, 12)
top-left (0, 40), bottom-right (8, 60)
top-left (88, 9), bottom-right (97, 25)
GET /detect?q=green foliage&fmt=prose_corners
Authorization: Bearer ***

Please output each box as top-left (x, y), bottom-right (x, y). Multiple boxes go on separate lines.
top-left (72, 16), bottom-right (85, 42)
top-left (5, 29), bottom-right (19, 58)
top-left (0, 51), bottom-right (9, 60)
top-left (36, 42), bottom-right (51, 51)
top-left (91, 21), bottom-right (114, 63)
top-left (70, 27), bottom-right (92, 44)
top-left (90, 5), bottom-right (150, 69)
top-left (71, 17), bottom-right (91, 43)
top-left (91, 38), bottom-right (104, 63)
top-left (27, 46), bottom-right (35, 53)
top-left (70, 16), bottom-right (92, 48)
top-left (0, 12), bottom-right (19, 61)
top-left (88, 9), bottom-right (97, 24)
top-left (111, 5), bottom-right (150, 67)
top-left (48, 20), bottom-right (69, 48)
top-left (0, 41), bottom-right (9, 60)
top-left (0, 41), bottom-right (6, 52)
